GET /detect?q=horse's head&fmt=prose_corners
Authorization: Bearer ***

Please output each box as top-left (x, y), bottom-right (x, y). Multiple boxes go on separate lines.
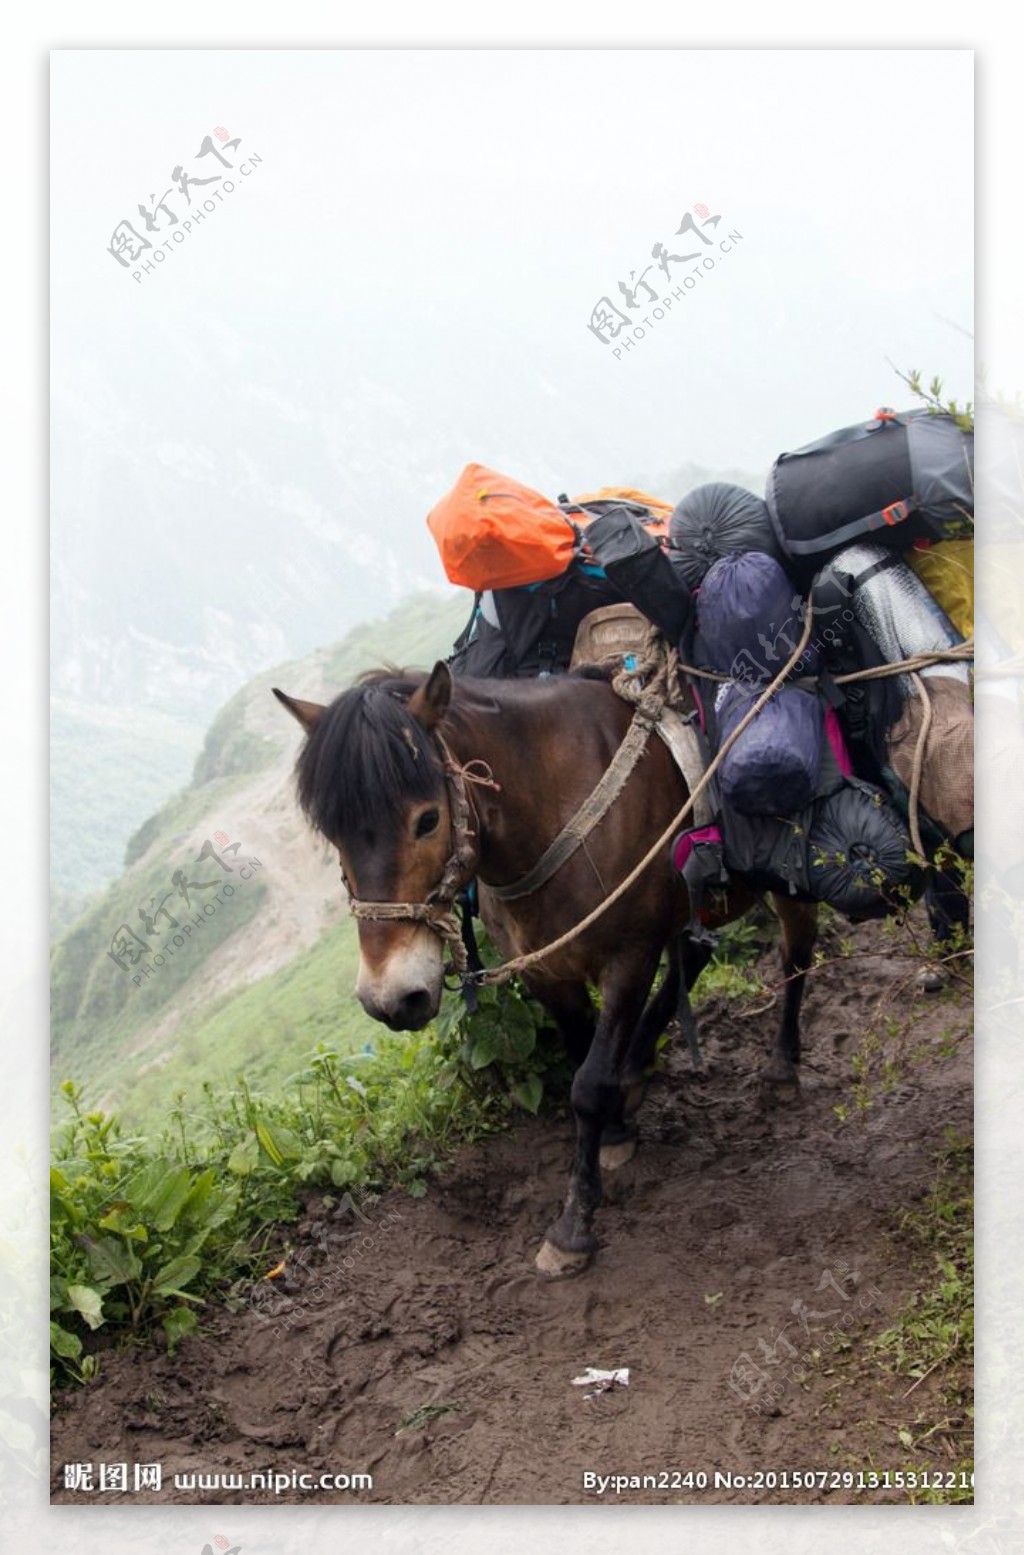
top-left (274, 663), bottom-right (475, 1032)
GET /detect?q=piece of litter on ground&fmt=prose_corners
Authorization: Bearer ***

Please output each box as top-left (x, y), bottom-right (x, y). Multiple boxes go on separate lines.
top-left (571, 1366), bottom-right (630, 1398)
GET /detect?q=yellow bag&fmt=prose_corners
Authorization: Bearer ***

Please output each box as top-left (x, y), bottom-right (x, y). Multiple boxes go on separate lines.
top-left (908, 539), bottom-right (974, 639)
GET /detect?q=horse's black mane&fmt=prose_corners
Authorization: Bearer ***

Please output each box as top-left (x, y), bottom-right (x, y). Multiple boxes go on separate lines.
top-left (295, 669), bottom-right (443, 842)
top-left (294, 664), bottom-right (613, 841)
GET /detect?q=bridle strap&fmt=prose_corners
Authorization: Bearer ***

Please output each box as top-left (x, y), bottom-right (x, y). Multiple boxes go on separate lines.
top-left (344, 731), bottom-right (497, 975)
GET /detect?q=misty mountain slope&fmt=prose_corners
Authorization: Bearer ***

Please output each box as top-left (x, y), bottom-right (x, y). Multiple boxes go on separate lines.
top-left (50, 700), bottom-right (207, 900)
top-left (50, 591), bottom-right (469, 1116)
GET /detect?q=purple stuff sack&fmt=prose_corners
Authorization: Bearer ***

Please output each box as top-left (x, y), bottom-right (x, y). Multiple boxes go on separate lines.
top-left (696, 551), bottom-right (821, 681)
top-left (715, 680), bottom-right (824, 817)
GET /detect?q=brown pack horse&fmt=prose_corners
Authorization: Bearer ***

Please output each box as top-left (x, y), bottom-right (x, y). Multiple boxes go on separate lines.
top-left (274, 662), bottom-right (818, 1277)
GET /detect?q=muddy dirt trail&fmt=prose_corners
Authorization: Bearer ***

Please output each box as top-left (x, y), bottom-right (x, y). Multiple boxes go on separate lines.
top-left (51, 915), bottom-right (973, 1506)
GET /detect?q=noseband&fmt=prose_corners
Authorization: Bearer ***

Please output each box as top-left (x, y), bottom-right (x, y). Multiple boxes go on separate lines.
top-left (345, 732), bottom-right (498, 976)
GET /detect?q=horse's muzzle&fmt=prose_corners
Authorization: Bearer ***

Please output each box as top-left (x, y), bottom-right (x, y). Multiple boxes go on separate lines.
top-left (360, 985), bottom-right (437, 1032)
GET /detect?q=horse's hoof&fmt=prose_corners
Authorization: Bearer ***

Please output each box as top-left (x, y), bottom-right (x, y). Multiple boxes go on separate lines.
top-left (760, 1064), bottom-right (801, 1103)
top-left (535, 1239), bottom-right (592, 1279)
top-left (599, 1136), bottom-right (638, 1171)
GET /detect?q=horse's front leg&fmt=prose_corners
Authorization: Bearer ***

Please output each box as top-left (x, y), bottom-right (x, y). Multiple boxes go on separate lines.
top-left (536, 959), bottom-right (655, 1278)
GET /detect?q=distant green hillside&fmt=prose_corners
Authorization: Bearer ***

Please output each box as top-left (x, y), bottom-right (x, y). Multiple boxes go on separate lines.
top-left (51, 589), bottom-right (469, 1118)
top-left (51, 802), bottom-right (269, 1082)
top-left (50, 700), bottom-right (205, 898)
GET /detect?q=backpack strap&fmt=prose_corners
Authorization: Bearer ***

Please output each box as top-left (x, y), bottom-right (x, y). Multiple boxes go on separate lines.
top-left (781, 498), bottom-right (917, 556)
top-left (448, 591), bottom-right (483, 659)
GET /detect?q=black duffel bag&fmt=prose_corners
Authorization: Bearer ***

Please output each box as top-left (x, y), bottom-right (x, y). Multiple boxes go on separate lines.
top-left (721, 778), bottom-right (923, 921)
top-left (766, 407), bottom-right (973, 580)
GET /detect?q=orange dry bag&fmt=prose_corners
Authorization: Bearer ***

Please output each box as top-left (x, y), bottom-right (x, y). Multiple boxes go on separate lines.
top-left (426, 464), bottom-right (577, 590)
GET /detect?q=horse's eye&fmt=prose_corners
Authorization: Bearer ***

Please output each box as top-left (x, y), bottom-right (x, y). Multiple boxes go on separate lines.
top-left (415, 807), bottom-right (440, 839)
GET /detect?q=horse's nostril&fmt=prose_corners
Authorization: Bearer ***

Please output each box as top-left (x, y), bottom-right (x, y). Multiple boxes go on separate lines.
top-left (394, 988), bottom-right (433, 1031)
top-left (357, 982), bottom-right (437, 1032)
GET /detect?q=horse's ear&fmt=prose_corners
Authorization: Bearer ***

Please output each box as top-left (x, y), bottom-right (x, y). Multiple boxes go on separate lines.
top-left (407, 662), bottom-right (452, 730)
top-left (272, 688), bottom-right (324, 733)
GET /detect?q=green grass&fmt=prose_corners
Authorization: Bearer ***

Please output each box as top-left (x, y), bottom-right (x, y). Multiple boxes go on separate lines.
top-left (115, 915), bottom-right (373, 1128)
top-left (50, 833), bottom-right (268, 1086)
top-left (870, 1130), bottom-right (974, 1501)
top-left (692, 911), bottom-right (770, 1004)
top-left (50, 978), bottom-right (564, 1388)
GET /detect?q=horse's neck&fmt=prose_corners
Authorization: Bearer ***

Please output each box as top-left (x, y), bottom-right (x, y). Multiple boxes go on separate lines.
top-left (445, 686), bottom-right (601, 889)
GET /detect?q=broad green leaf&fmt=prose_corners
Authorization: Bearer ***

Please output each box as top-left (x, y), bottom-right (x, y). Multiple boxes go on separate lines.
top-left (123, 1159), bottom-right (194, 1232)
top-left (510, 1074), bottom-right (543, 1114)
top-left (152, 1253), bottom-right (202, 1296)
top-left (162, 1307), bottom-right (198, 1354)
top-left (97, 1205), bottom-right (149, 1240)
top-left (177, 1168), bottom-right (216, 1221)
top-left (496, 1001), bottom-right (537, 1063)
top-left (469, 1035), bottom-right (497, 1070)
top-left (49, 1321), bottom-right (82, 1361)
top-left (79, 1234), bottom-right (142, 1288)
top-left (227, 1136), bottom-right (259, 1176)
top-left (179, 1170), bottom-right (237, 1235)
top-left (50, 1167), bottom-right (78, 1224)
top-left (66, 1284), bottom-right (105, 1331)
top-left (255, 1120), bottom-right (302, 1167)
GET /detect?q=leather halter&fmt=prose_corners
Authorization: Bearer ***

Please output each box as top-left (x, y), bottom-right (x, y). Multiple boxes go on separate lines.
top-left (344, 732), bottom-right (495, 976)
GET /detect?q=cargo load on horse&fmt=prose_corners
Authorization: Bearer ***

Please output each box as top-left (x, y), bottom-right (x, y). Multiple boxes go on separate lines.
top-left (425, 415), bottom-right (973, 933)
top-left (434, 465), bottom-right (694, 678)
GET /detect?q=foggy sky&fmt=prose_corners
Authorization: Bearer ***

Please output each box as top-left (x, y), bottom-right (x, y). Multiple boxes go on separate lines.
top-left (52, 48), bottom-right (973, 492)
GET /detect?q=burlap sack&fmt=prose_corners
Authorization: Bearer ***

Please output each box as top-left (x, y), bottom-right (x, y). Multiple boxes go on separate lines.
top-left (886, 674), bottom-right (974, 840)
top-left (570, 603), bottom-right (650, 672)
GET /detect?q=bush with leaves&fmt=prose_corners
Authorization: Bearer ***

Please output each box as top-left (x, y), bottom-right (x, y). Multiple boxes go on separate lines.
top-left (50, 1082), bottom-right (241, 1380)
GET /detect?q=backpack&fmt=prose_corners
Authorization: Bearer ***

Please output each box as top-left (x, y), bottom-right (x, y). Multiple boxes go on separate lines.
top-left (447, 565), bottom-right (623, 679)
top-left (569, 486), bottom-right (673, 534)
top-left (766, 408), bottom-right (974, 580)
top-left (720, 779), bottom-right (922, 920)
top-left (578, 503), bottom-right (693, 644)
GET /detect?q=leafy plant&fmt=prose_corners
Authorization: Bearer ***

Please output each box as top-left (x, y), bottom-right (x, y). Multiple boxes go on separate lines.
top-left (50, 1081), bottom-right (240, 1380)
top-left (431, 930), bottom-right (574, 1115)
